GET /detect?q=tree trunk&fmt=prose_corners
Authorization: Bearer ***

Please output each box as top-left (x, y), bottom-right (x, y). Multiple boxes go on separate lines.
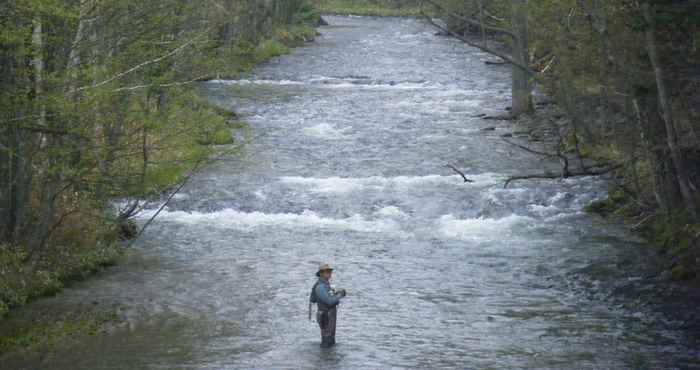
top-left (592, 0), bottom-right (613, 137)
top-left (642, 2), bottom-right (697, 219)
top-left (478, 0), bottom-right (487, 47)
top-left (511, 0), bottom-right (533, 116)
top-left (26, 16), bottom-right (54, 262)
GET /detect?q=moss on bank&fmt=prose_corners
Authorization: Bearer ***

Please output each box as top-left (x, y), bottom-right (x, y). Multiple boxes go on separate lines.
top-left (584, 159), bottom-right (700, 283)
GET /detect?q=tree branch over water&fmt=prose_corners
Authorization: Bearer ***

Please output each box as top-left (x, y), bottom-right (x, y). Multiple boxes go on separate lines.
top-left (503, 164), bottom-right (622, 188)
top-left (419, 1), bottom-right (535, 75)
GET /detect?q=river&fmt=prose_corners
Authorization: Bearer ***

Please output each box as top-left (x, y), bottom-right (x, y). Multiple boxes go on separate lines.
top-left (6, 15), bottom-right (700, 370)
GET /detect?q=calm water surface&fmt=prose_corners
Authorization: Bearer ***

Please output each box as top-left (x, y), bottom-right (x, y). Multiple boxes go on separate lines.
top-left (5, 16), bottom-right (700, 370)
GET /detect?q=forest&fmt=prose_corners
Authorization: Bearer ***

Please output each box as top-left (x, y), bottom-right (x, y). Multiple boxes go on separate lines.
top-left (422, 0), bottom-right (700, 281)
top-left (1, 0), bottom-right (321, 317)
top-left (1, 1), bottom-right (699, 366)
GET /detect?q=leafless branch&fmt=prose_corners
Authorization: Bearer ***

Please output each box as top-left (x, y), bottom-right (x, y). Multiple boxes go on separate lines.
top-left (483, 114), bottom-right (515, 120)
top-left (504, 164), bottom-right (621, 188)
top-left (75, 32), bottom-right (206, 92)
top-left (630, 213), bottom-right (653, 231)
top-left (501, 136), bottom-right (558, 158)
top-left (419, 8), bottom-right (535, 75)
top-left (112, 74), bottom-right (209, 92)
top-left (422, 0), bottom-right (516, 38)
top-left (446, 164), bottom-right (474, 182)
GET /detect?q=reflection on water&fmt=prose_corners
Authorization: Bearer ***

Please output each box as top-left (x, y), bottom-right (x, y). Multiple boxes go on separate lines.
top-left (4, 15), bottom-right (699, 370)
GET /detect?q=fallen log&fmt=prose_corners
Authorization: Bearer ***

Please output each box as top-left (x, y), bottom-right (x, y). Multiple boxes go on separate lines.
top-left (503, 164), bottom-right (622, 188)
top-left (483, 115), bottom-right (515, 121)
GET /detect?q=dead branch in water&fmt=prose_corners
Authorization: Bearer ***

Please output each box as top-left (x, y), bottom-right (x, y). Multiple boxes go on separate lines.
top-left (483, 114), bottom-right (515, 121)
top-left (446, 164), bottom-right (474, 183)
top-left (500, 136), bottom-right (558, 158)
top-left (500, 124), bottom-right (622, 187)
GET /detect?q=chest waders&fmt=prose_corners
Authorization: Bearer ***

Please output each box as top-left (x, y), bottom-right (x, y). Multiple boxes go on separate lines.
top-left (309, 281), bottom-right (338, 348)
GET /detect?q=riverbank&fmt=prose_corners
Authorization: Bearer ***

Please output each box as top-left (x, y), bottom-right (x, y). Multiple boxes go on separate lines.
top-left (504, 99), bottom-right (700, 285)
top-left (315, 0), bottom-right (425, 16)
top-left (585, 171), bottom-right (700, 283)
top-left (0, 19), bottom-right (321, 356)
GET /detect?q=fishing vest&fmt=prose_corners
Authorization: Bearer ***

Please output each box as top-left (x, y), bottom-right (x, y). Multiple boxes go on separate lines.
top-left (310, 280), bottom-right (336, 311)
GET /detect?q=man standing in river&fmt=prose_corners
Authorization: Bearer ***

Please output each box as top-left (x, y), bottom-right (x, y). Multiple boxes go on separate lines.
top-left (309, 263), bottom-right (346, 348)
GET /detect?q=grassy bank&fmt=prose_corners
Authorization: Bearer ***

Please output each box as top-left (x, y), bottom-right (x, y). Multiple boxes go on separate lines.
top-left (0, 22), bottom-right (318, 354)
top-left (507, 101), bottom-right (700, 283)
top-left (565, 121), bottom-right (700, 282)
top-left (315, 0), bottom-right (426, 16)
top-left (0, 285), bottom-right (123, 357)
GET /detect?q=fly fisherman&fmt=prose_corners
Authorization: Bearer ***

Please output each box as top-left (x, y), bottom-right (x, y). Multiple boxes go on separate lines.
top-left (309, 263), bottom-right (346, 348)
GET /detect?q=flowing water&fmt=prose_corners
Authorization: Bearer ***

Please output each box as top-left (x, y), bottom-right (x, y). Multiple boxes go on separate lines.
top-left (6, 16), bottom-right (700, 369)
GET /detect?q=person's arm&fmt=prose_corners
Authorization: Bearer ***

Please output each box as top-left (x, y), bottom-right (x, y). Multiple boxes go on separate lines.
top-left (314, 282), bottom-right (340, 306)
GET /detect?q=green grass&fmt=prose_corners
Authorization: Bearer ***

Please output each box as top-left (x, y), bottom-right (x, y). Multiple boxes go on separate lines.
top-left (0, 302), bottom-right (121, 354)
top-left (255, 39), bottom-right (291, 61)
top-left (317, 0), bottom-right (428, 17)
top-left (0, 243), bottom-right (122, 319)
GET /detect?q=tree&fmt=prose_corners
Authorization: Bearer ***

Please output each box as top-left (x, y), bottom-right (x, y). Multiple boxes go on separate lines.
top-left (510, 0), bottom-right (533, 115)
top-left (0, 0), bottom-right (320, 273)
top-left (420, 0), bottom-right (535, 116)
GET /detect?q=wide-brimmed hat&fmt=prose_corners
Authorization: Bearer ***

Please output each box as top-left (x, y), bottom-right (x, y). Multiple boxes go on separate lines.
top-left (316, 263), bottom-right (334, 277)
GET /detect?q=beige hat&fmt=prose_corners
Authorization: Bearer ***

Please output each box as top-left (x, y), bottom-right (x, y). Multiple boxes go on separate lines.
top-left (316, 263), bottom-right (334, 277)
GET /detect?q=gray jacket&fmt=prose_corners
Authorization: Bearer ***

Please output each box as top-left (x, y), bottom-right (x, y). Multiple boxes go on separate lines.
top-left (310, 278), bottom-right (342, 310)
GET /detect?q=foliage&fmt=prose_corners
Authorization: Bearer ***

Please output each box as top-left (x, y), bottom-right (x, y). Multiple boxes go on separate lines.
top-left (315, 0), bottom-right (426, 16)
top-left (433, 0), bottom-right (700, 279)
top-left (0, 241), bottom-right (121, 319)
top-left (0, 0), bottom-right (319, 318)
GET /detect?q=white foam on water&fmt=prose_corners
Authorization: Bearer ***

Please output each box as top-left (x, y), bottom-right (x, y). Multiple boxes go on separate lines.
top-left (437, 214), bottom-right (534, 241)
top-left (549, 192), bottom-right (570, 203)
top-left (302, 123), bottom-right (352, 140)
top-left (430, 88), bottom-right (480, 98)
top-left (545, 211), bottom-right (584, 222)
top-left (527, 204), bottom-right (560, 217)
top-left (484, 187), bottom-right (528, 204)
top-left (441, 98), bottom-right (482, 108)
top-left (208, 79), bottom-right (304, 86)
top-left (280, 173), bottom-right (502, 194)
top-left (320, 81), bottom-right (435, 90)
top-left (374, 206), bottom-right (409, 219)
top-left (211, 77), bottom-right (452, 92)
top-left (308, 76), bottom-right (370, 84)
top-left (135, 208), bottom-right (406, 235)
